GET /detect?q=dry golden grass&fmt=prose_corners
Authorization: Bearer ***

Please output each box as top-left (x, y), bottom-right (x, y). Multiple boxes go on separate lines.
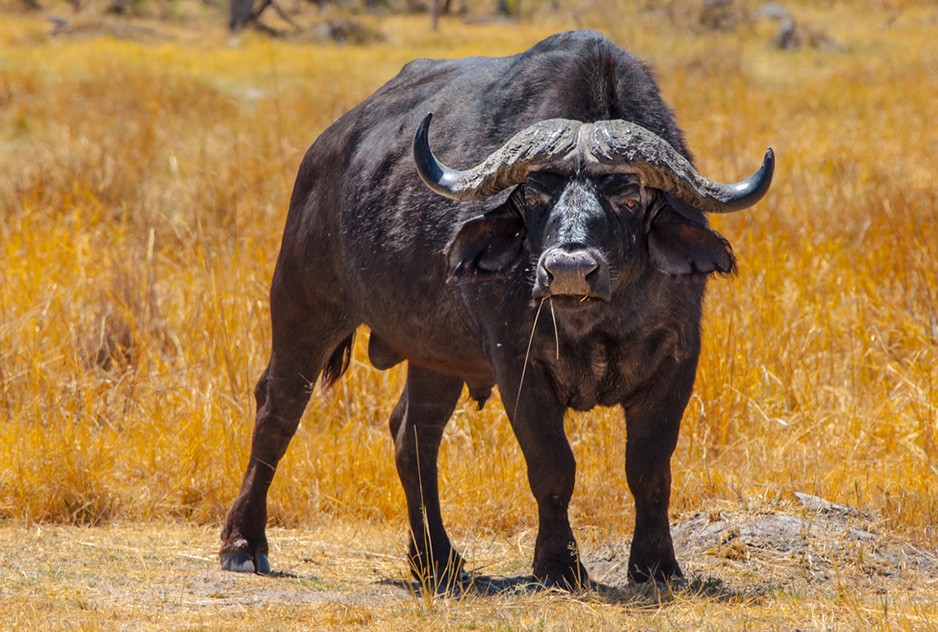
top-left (1, 0), bottom-right (937, 628)
top-left (3, 514), bottom-right (937, 630)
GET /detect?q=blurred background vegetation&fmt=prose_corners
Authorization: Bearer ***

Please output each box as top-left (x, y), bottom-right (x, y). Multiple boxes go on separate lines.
top-left (1, 0), bottom-right (896, 44)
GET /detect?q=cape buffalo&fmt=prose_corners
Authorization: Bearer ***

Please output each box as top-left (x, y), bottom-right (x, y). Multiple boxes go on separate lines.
top-left (220, 29), bottom-right (774, 590)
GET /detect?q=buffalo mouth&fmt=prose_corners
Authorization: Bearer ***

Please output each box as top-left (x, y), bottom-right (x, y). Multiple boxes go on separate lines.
top-left (531, 291), bottom-right (611, 310)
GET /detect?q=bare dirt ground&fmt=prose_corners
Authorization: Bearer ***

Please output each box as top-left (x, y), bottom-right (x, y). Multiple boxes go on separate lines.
top-left (4, 499), bottom-right (937, 629)
top-left (590, 501), bottom-right (938, 595)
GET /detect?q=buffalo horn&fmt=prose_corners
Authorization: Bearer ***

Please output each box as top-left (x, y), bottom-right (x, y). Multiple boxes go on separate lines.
top-left (413, 113), bottom-right (774, 213)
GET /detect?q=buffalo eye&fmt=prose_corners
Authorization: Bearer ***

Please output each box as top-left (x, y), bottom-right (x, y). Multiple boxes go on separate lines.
top-left (615, 196), bottom-right (639, 211)
top-left (599, 174), bottom-right (643, 214)
top-left (523, 172), bottom-right (566, 210)
top-left (606, 189), bottom-right (643, 214)
top-left (522, 185), bottom-right (552, 210)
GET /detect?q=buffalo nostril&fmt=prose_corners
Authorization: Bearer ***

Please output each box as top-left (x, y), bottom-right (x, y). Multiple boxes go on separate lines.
top-left (544, 251), bottom-right (598, 276)
top-left (541, 250), bottom-right (601, 296)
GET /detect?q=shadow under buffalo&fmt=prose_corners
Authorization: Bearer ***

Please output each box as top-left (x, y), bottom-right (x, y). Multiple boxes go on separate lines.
top-left (380, 572), bottom-right (750, 605)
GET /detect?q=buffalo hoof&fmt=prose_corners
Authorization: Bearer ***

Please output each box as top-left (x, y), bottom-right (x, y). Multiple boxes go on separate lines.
top-left (627, 559), bottom-right (683, 584)
top-left (220, 551), bottom-right (271, 574)
top-left (534, 560), bottom-right (590, 591)
top-left (423, 568), bottom-right (472, 596)
top-left (409, 550), bottom-right (468, 595)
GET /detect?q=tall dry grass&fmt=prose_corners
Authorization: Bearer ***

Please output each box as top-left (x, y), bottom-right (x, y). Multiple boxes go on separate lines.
top-left (0, 1), bottom-right (935, 562)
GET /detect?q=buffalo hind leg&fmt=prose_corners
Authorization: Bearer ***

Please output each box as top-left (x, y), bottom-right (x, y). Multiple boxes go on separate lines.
top-left (220, 321), bottom-right (353, 574)
top-left (391, 363), bottom-right (465, 592)
top-left (623, 357), bottom-right (697, 583)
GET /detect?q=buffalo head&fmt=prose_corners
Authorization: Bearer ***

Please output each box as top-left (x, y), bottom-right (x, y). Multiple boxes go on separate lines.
top-left (414, 113), bottom-right (774, 308)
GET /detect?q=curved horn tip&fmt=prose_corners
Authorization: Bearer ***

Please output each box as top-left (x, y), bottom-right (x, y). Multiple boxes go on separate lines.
top-left (413, 111), bottom-right (442, 184)
top-left (413, 111), bottom-right (469, 200)
top-left (764, 147), bottom-right (775, 173)
top-left (718, 145), bottom-right (775, 213)
top-left (757, 146), bottom-right (776, 190)
top-left (416, 112), bottom-right (433, 135)
top-left (413, 112), bottom-right (433, 155)
top-left (757, 146), bottom-right (776, 195)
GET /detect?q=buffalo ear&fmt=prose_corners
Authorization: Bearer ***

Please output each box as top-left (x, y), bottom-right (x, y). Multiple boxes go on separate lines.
top-left (647, 203), bottom-right (737, 276)
top-left (445, 207), bottom-right (524, 278)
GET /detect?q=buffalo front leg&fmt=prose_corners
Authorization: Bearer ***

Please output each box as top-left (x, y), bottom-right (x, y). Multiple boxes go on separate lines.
top-left (502, 368), bottom-right (587, 589)
top-left (391, 363), bottom-right (465, 592)
top-left (623, 356), bottom-right (697, 583)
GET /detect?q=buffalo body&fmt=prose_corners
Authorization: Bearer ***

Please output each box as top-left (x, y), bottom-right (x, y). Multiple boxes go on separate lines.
top-left (220, 30), bottom-right (773, 589)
